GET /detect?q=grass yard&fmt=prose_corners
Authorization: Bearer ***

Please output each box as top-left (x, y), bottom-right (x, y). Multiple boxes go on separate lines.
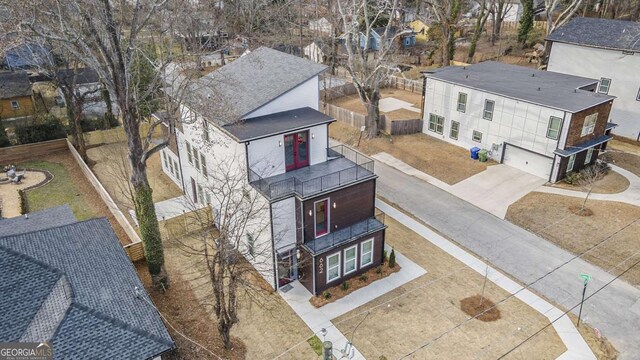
top-left (18, 150), bottom-right (130, 244)
top-left (547, 170), bottom-right (629, 194)
top-left (161, 233), bottom-right (319, 360)
top-left (332, 216), bottom-right (569, 359)
top-left (506, 192), bottom-right (640, 286)
top-left (329, 121), bottom-right (493, 184)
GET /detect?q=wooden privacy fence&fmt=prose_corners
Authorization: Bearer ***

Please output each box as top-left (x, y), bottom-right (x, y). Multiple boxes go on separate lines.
top-left (320, 82), bottom-right (358, 101)
top-left (0, 139), bottom-right (68, 164)
top-left (485, 20), bottom-right (547, 33)
top-left (65, 140), bottom-right (145, 261)
top-left (386, 76), bottom-right (423, 94)
top-left (321, 101), bottom-right (423, 135)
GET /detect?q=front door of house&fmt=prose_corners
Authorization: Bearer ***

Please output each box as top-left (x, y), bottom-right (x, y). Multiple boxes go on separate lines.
top-left (284, 131), bottom-right (309, 171)
top-left (277, 249), bottom-right (297, 287)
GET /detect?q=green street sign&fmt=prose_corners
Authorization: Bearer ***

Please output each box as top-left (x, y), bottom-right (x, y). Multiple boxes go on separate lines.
top-left (579, 273), bottom-right (592, 285)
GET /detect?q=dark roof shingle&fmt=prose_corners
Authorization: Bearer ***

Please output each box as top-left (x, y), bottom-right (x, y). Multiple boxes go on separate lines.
top-left (547, 17), bottom-right (640, 52)
top-left (0, 205), bottom-right (76, 237)
top-left (0, 71), bottom-right (32, 99)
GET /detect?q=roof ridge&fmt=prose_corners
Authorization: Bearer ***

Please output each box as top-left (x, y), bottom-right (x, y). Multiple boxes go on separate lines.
top-left (0, 216), bottom-right (109, 240)
top-left (63, 302), bottom-right (175, 347)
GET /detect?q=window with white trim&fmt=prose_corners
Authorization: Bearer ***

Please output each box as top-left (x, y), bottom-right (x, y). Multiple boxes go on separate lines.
top-left (168, 156), bottom-right (174, 175)
top-left (246, 234), bottom-right (255, 257)
top-left (360, 238), bottom-right (374, 267)
top-left (585, 148), bottom-right (594, 164)
top-left (597, 78), bottom-right (611, 94)
top-left (200, 153), bottom-right (207, 178)
top-left (174, 160), bottom-right (181, 180)
top-left (581, 113), bottom-right (598, 137)
top-left (193, 147), bottom-right (200, 170)
top-left (10, 100), bottom-right (19, 109)
top-left (428, 113), bottom-right (444, 134)
top-left (162, 151), bottom-right (168, 168)
top-left (567, 154), bottom-right (576, 172)
top-left (483, 100), bottom-right (494, 120)
top-left (637, 87), bottom-right (640, 101)
top-left (472, 130), bottom-right (482, 143)
top-left (197, 184), bottom-right (204, 203)
top-left (202, 119), bottom-right (210, 142)
top-left (186, 142), bottom-right (193, 164)
top-left (457, 92), bottom-right (467, 113)
top-left (547, 116), bottom-right (562, 140)
top-left (327, 252), bottom-right (341, 283)
top-left (450, 121), bottom-right (460, 140)
top-left (344, 245), bottom-right (357, 275)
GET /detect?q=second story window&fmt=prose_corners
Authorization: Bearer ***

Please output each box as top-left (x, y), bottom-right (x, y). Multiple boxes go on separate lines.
top-left (314, 198), bottom-right (329, 237)
top-left (186, 142), bottom-right (193, 164)
top-left (483, 100), bottom-right (494, 121)
top-left (597, 78), bottom-right (611, 94)
top-left (193, 147), bottom-right (200, 170)
top-left (457, 92), bottom-right (467, 113)
top-left (202, 119), bottom-right (210, 142)
top-left (547, 116), bottom-right (562, 140)
top-left (200, 153), bottom-right (207, 178)
top-left (581, 113), bottom-right (598, 137)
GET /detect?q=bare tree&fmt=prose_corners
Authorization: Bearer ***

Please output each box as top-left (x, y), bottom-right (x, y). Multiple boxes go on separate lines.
top-left (490, 0), bottom-right (513, 45)
top-left (426, 0), bottom-right (463, 66)
top-left (467, 0), bottom-right (493, 62)
top-left (336, 0), bottom-right (407, 138)
top-left (5, 0), bottom-right (201, 288)
top-left (545, 0), bottom-right (584, 35)
top-left (577, 162), bottom-right (608, 212)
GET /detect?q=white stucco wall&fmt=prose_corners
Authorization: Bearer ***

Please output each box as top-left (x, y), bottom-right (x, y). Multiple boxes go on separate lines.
top-left (244, 76), bottom-right (320, 119)
top-left (271, 197), bottom-right (297, 254)
top-left (423, 78), bottom-right (566, 160)
top-left (246, 123), bottom-right (328, 177)
top-left (548, 42), bottom-right (640, 140)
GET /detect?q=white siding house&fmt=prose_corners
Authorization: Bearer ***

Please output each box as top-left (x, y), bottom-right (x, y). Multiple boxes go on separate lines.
top-left (547, 17), bottom-right (640, 141)
top-left (162, 47), bottom-right (385, 294)
top-left (422, 61), bottom-right (615, 182)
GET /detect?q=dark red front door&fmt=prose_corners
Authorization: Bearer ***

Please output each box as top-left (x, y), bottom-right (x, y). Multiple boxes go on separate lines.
top-left (285, 131), bottom-right (309, 171)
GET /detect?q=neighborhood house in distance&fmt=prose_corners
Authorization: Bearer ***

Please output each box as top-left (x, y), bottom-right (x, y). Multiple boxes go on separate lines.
top-left (161, 47), bottom-right (387, 295)
top-left (546, 17), bottom-right (640, 141)
top-left (422, 61), bottom-right (616, 182)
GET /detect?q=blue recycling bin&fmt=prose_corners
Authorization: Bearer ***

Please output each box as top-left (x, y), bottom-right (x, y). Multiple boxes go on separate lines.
top-left (470, 147), bottom-right (481, 160)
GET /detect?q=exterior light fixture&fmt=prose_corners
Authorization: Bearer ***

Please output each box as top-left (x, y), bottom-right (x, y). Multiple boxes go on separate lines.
top-left (332, 202), bottom-right (336, 209)
top-left (308, 210), bottom-right (313, 217)
top-left (278, 140), bottom-right (282, 147)
top-left (296, 249), bottom-right (301, 260)
top-left (312, 133), bottom-right (315, 139)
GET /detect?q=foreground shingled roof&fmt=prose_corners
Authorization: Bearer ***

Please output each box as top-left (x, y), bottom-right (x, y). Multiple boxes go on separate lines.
top-left (546, 17), bottom-right (640, 52)
top-left (0, 216), bottom-right (174, 359)
top-left (0, 205), bottom-right (76, 237)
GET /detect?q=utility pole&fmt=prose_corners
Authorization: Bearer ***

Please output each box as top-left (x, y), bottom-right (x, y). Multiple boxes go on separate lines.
top-left (577, 273), bottom-right (592, 327)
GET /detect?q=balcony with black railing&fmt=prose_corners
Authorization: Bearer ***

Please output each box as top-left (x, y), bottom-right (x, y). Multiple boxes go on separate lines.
top-left (302, 210), bottom-right (386, 255)
top-left (249, 145), bottom-right (375, 201)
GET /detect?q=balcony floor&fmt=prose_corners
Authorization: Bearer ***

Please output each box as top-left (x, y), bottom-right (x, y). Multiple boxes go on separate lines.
top-left (303, 217), bottom-right (385, 255)
top-left (257, 157), bottom-right (375, 199)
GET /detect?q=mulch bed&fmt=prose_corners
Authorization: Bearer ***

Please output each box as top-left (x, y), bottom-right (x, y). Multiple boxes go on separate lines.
top-left (460, 295), bottom-right (502, 322)
top-left (135, 261), bottom-right (247, 360)
top-left (310, 261), bottom-right (401, 308)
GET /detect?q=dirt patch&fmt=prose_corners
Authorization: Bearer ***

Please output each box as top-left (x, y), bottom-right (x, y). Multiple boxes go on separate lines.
top-left (460, 295), bottom-right (501, 322)
top-left (548, 170), bottom-right (629, 194)
top-left (0, 170), bottom-right (48, 218)
top-left (18, 151), bottom-right (130, 245)
top-left (329, 121), bottom-right (493, 184)
top-left (332, 216), bottom-right (567, 359)
top-left (609, 137), bottom-right (640, 156)
top-left (506, 192), bottom-right (640, 286)
top-left (601, 151), bottom-right (640, 177)
top-left (329, 88), bottom-right (423, 120)
top-left (568, 205), bottom-right (594, 217)
top-left (568, 313), bottom-right (619, 360)
top-left (135, 261), bottom-right (247, 360)
top-left (310, 260), bottom-right (400, 308)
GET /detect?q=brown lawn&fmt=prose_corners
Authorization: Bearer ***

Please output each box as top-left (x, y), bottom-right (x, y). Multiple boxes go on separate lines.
top-left (329, 121), bottom-right (493, 184)
top-left (548, 170), bottom-right (629, 194)
top-left (332, 216), bottom-right (569, 359)
top-left (329, 88), bottom-right (423, 120)
top-left (506, 193), bottom-right (640, 286)
top-left (602, 151), bottom-right (640, 177)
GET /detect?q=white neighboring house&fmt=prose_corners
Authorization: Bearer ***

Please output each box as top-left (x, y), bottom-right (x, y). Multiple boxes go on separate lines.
top-left (309, 17), bottom-right (333, 37)
top-left (304, 41), bottom-right (327, 64)
top-left (422, 61), bottom-right (616, 182)
top-left (161, 47), bottom-right (386, 295)
top-left (547, 17), bottom-right (640, 141)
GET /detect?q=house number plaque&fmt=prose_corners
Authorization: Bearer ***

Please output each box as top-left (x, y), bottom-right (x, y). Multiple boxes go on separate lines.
top-left (318, 258), bottom-right (324, 274)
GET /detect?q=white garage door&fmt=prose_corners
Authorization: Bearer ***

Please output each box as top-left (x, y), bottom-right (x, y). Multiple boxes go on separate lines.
top-left (503, 144), bottom-right (553, 180)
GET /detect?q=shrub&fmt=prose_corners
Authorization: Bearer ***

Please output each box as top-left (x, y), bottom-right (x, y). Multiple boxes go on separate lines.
top-left (564, 171), bottom-right (581, 185)
top-left (383, 249), bottom-right (388, 262)
top-left (15, 115), bottom-right (67, 145)
top-left (341, 281), bottom-right (350, 291)
top-left (0, 120), bottom-right (11, 148)
top-left (389, 249), bottom-right (396, 268)
top-left (359, 273), bottom-right (368, 282)
top-left (307, 335), bottom-right (323, 356)
top-left (322, 290), bottom-right (331, 299)
top-left (18, 190), bottom-right (29, 215)
top-left (375, 265), bottom-right (382, 274)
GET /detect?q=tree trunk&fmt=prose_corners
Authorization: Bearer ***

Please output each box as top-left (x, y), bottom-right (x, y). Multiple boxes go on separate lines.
top-left (634, 0), bottom-right (640, 21)
top-left (468, 1), bottom-right (488, 63)
top-left (365, 91), bottom-right (380, 138)
top-left (73, 101), bottom-right (88, 162)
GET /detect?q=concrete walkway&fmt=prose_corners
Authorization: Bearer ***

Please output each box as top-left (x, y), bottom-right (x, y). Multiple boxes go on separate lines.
top-left (536, 165), bottom-right (640, 207)
top-left (279, 247), bottom-right (426, 360)
top-left (374, 160), bottom-right (640, 358)
top-left (372, 152), bottom-right (545, 218)
top-left (377, 200), bottom-right (595, 360)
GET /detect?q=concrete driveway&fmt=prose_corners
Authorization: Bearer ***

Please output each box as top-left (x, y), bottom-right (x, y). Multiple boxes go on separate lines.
top-left (450, 164), bottom-right (547, 218)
